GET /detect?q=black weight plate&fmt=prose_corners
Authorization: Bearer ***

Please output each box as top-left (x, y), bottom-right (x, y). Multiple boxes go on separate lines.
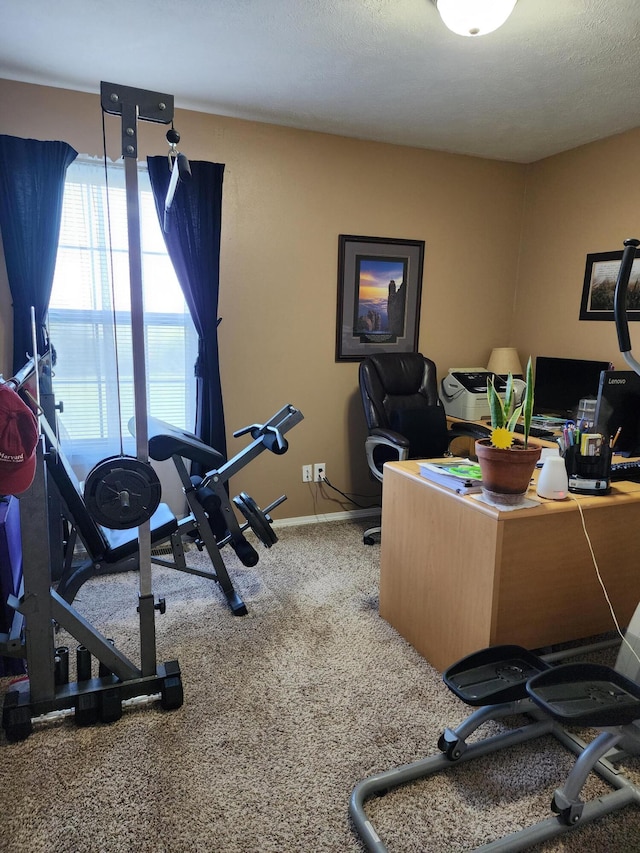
top-left (84, 455), bottom-right (161, 530)
top-left (233, 491), bottom-right (278, 547)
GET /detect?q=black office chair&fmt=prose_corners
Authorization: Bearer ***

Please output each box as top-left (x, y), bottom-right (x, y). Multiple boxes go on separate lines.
top-left (359, 352), bottom-right (468, 544)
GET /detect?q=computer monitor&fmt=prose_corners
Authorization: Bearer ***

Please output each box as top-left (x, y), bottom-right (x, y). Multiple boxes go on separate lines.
top-left (533, 356), bottom-right (611, 418)
top-left (595, 370), bottom-right (640, 456)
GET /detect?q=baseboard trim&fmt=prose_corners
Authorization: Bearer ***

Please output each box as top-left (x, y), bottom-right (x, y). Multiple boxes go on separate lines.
top-left (271, 507), bottom-right (380, 528)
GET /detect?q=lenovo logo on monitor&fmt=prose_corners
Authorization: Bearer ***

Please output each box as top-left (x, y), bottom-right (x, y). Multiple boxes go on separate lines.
top-left (596, 370), bottom-right (640, 455)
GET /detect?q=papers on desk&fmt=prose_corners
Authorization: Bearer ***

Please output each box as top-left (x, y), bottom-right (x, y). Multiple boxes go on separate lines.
top-left (531, 415), bottom-right (566, 429)
top-left (419, 458), bottom-right (483, 494)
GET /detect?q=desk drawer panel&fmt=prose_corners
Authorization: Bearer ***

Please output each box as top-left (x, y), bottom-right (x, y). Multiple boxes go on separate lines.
top-left (495, 504), bottom-right (640, 648)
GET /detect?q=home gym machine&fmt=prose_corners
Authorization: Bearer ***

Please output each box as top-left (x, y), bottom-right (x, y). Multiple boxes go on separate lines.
top-left (350, 238), bottom-right (640, 850)
top-left (52, 404), bottom-right (304, 615)
top-left (1, 83), bottom-right (190, 740)
top-left (2, 82), bottom-right (304, 741)
top-left (1, 354), bottom-right (183, 742)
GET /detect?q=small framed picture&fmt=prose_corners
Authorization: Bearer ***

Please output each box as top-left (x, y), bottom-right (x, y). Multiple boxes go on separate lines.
top-left (336, 235), bottom-right (424, 361)
top-left (580, 249), bottom-right (640, 321)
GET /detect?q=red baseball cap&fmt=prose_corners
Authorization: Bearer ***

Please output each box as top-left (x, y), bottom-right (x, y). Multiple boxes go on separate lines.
top-left (0, 384), bottom-right (39, 496)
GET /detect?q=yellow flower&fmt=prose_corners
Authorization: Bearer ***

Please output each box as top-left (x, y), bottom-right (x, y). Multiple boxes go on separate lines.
top-left (491, 427), bottom-right (514, 449)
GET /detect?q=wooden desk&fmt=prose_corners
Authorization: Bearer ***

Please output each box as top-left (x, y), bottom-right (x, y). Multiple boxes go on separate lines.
top-left (379, 460), bottom-right (640, 671)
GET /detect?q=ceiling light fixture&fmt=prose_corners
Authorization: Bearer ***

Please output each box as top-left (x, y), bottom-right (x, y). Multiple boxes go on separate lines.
top-left (434, 0), bottom-right (517, 37)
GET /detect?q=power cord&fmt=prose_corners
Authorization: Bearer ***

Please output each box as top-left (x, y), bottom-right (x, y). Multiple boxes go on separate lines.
top-left (570, 493), bottom-right (640, 668)
top-left (317, 474), bottom-right (381, 511)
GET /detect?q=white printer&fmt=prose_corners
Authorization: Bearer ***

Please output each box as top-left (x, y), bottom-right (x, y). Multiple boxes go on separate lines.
top-left (440, 368), bottom-right (518, 421)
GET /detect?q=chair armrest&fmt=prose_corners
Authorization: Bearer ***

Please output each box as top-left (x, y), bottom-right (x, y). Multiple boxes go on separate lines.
top-left (365, 430), bottom-right (410, 483)
top-left (369, 427), bottom-right (410, 449)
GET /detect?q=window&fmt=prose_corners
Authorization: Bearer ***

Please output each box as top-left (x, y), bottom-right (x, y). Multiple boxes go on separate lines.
top-left (49, 157), bottom-right (197, 477)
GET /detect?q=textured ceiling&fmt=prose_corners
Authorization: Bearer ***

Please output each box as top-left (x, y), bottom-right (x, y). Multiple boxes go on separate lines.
top-left (2, 0), bottom-right (640, 163)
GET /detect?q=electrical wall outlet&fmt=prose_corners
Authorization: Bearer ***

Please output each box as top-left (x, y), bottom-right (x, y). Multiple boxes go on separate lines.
top-left (302, 464), bottom-right (312, 482)
top-left (313, 463), bottom-right (326, 482)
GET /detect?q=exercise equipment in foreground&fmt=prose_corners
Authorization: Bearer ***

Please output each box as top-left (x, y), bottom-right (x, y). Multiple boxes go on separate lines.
top-left (351, 241), bottom-right (640, 849)
top-left (351, 631), bottom-right (640, 851)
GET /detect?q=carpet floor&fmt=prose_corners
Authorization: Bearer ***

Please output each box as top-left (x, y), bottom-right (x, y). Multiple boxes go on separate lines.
top-left (1, 520), bottom-right (639, 852)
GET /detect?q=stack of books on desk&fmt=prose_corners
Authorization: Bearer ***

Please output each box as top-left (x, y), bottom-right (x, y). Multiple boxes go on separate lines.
top-left (419, 458), bottom-right (483, 495)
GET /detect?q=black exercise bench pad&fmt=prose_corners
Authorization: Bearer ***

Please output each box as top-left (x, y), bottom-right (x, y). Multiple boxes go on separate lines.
top-left (144, 417), bottom-right (225, 470)
top-left (100, 502), bottom-right (178, 563)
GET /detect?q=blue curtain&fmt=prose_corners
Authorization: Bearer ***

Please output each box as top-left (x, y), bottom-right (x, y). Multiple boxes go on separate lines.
top-left (0, 135), bottom-right (77, 373)
top-left (147, 157), bottom-right (227, 459)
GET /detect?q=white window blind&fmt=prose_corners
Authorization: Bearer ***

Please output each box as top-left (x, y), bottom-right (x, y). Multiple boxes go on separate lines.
top-left (49, 157), bottom-right (197, 477)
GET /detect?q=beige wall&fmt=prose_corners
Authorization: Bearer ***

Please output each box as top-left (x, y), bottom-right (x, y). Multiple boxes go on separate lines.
top-left (514, 129), bottom-right (640, 365)
top-left (8, 77), bottom-right (620, 522)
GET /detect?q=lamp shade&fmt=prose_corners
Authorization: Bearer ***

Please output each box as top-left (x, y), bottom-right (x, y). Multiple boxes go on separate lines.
top-left (435, 0), bottom-right (517, 37)
top-left (487, 347), bottom-right (524, 377)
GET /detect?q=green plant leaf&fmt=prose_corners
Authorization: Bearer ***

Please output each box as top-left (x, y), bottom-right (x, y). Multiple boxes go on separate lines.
top-left (507, 405), bottom-right (523, 432)
top-left (504, 374), bottom-right (514, 417)
top-left (487, 376), bottom-right (506, 428)
top-left (521, 356), bottom-right (534, 449)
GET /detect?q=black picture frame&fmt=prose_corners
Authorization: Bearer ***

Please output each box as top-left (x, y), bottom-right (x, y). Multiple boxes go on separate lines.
top-left (579, 248), bottom-right (640, 321)
top-left (335, 234), bottom-right (425, 361)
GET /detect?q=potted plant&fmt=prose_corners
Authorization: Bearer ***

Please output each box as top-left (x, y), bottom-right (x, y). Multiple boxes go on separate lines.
top-left (475, 356), bottom-right (541, 505)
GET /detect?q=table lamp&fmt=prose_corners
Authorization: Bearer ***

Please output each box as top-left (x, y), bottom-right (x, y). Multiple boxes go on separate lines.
top-left (487, 347), bottom-right (524, 379)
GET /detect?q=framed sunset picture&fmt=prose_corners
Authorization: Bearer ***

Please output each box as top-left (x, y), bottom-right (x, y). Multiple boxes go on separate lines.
top-left (335, 235), bottom-right (424, 361)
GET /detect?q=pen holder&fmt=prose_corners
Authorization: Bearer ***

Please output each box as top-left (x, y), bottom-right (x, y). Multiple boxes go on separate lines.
top-left (564, 444), bottom-right (612, 495)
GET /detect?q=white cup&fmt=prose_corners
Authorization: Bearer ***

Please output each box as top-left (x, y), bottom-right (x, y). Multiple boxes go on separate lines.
top-left (536, 456), bottom-right (569, 500)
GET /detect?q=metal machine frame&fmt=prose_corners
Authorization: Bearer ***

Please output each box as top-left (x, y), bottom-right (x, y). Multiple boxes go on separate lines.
top-left (1, 84), bottom-right (186, 740)
top-left (1, 365), bottom-right (183, 740)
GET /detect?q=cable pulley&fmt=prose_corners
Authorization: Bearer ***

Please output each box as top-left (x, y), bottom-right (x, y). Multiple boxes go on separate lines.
top-left (232, 491), bottom-right (278, 548)
top-left (84, 455), bottom-right (161, 530)
top-left (163, 123), bottom-right (191, 232)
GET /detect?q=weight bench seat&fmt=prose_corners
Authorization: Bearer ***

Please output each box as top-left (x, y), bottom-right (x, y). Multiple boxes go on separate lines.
top-left (98, 503), bottom-right (178, 564)
top-left (55, 503), bottom-right (179, 603)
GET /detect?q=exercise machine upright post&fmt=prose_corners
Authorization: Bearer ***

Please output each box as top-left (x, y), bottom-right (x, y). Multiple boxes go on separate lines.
top-left (1, 83), bottom-right (187, 740)
top-left (100, 82), bottom-right (177, 675)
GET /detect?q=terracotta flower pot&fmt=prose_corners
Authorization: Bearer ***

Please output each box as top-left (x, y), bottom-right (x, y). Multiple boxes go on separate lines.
top-left (475, 439), bottom-right (541, 506)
